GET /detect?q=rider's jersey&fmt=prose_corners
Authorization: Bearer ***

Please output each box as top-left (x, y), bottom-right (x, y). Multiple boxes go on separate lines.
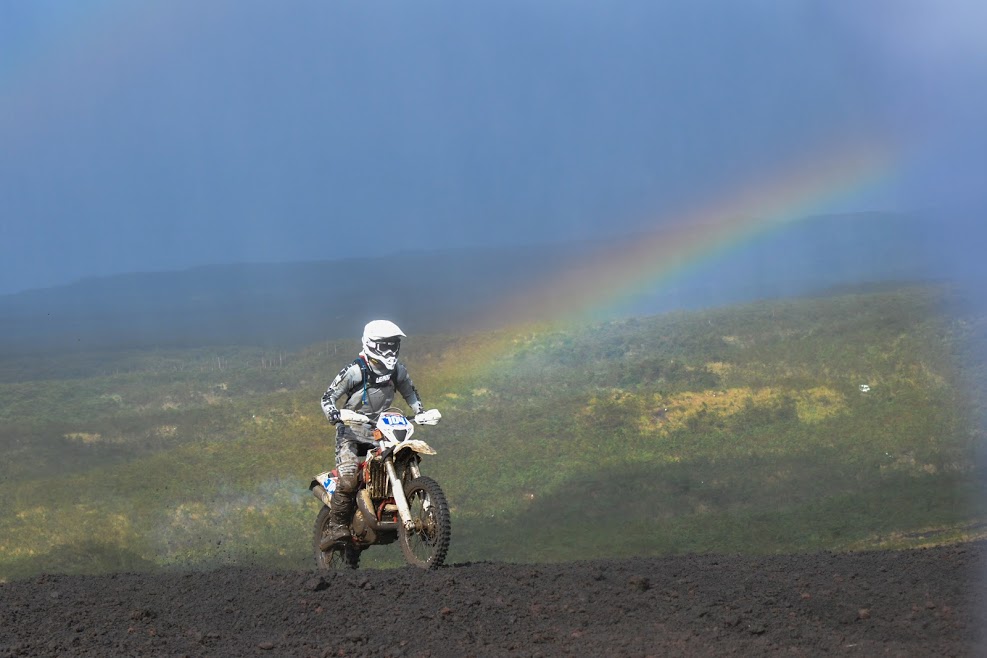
top-left (321, 355), bottom-right (423, 423)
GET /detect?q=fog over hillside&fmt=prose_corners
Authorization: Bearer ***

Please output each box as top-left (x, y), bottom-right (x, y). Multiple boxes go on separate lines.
top-left (0, 212), bottom-right (945, 354)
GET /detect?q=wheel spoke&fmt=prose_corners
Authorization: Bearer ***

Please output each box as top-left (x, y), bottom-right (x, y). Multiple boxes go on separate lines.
top-left (313, 506), bottom-right (359, 570)
top-left (398, 476), bottom-right (451, 569)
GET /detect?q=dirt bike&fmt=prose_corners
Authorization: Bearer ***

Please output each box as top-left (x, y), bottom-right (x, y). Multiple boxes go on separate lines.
top-left (309, 407), bottom-right (451, 570)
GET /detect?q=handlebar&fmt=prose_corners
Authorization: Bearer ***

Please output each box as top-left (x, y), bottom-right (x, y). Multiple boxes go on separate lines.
top-left (334, 408), bottom-right (442, 426)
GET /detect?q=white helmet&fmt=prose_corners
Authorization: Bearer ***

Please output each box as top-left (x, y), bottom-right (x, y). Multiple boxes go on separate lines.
top-left (361, 320), bottom-right (406, 373)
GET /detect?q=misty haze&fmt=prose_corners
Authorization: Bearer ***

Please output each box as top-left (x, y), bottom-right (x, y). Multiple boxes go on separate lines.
top-left (1, 2), bottom-right (986, 656)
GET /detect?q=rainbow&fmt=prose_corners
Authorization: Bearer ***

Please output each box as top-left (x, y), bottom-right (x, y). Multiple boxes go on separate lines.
top-left (429, 143), bottom-right (895, 382)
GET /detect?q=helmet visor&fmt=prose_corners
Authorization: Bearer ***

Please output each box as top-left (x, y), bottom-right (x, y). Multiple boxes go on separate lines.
top-left (370, 338), bottom-right (400, 358)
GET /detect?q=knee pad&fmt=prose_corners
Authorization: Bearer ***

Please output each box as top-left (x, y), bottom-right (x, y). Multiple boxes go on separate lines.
top-left (336, 463), bottom-right (359, 493)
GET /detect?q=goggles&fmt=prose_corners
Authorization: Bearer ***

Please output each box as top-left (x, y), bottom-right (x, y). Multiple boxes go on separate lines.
top-left (370, 339), bottom-right (400, 358)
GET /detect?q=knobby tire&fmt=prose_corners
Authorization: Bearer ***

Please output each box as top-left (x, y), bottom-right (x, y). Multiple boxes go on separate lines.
top-left (313, 505), bottom-right (360, 570)
top-left (398, 476), bottom-right (451, 570)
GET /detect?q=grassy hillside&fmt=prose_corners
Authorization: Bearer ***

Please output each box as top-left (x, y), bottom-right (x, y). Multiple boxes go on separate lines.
top-left (1, 283), bottom-right (985, 579)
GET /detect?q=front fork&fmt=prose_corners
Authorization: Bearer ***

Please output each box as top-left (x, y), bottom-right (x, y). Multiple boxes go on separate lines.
top-left (384, 458), bottom-right (423, 531)
top-left (384, 459), bottom-right (415, 531)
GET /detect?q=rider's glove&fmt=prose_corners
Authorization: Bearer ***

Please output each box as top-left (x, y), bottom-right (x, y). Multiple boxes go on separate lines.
top-left (414, 408), bottom-right (442, 425)
top-left (326, 407), bottom-right (341, 425)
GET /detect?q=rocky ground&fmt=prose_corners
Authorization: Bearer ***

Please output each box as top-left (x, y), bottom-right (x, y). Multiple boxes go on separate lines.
top-left (1, 541), bottom-right (984, 657)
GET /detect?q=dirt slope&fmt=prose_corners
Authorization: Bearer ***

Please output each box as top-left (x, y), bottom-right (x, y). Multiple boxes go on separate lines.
top-left (2, 541), bottom-right (984, 657)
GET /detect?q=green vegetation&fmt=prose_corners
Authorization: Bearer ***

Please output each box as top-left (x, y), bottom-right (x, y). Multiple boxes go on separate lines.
top-left (1, 283), bottom-right (985, 580)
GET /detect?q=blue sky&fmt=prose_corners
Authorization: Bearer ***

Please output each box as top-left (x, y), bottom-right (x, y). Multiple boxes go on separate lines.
top-left (1, 0), bottom-right (985, 295)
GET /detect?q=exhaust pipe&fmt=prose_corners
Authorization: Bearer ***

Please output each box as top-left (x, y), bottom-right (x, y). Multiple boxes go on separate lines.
top-left (310, 484), bottom-right (332, 508)
top-left (310, 482), bottom-right (398, 532)
top-left (357, 489), bottom-right (398, 531)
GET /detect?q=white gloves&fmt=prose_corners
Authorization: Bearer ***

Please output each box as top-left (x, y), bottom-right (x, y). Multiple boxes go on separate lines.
top-left (413, 409), bottom-right (442, 425)
top-left (339, 409), bottom-right (371, 424)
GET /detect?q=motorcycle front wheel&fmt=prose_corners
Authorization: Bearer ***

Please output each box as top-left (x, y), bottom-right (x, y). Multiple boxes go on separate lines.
top-left (398, 476), bottom-right (451, 570)
top-left (313, 505), bottom-right (360, 570)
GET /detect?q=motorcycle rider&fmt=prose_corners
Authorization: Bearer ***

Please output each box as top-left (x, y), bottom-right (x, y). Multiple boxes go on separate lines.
top-left (319, 320), bottom-right (426, 546)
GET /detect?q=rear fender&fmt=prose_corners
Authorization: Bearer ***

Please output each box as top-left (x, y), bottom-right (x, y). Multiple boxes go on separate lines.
top-left (310, 469), bottom-right (338, 494)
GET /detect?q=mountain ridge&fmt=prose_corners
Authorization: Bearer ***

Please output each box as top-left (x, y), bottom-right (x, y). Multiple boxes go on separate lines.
top-left (0, 212), bottom-right (942, 354)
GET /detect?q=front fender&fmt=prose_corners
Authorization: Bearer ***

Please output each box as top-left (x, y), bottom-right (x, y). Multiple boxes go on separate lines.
top-left (394, 440), bottom-right (436, 456)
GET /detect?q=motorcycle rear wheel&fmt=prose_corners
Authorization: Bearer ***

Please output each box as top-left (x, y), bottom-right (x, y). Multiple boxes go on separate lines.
top-left (313, 505), bottom-right (360, 570)
top-left (398, 476), bottom-right (451, 570)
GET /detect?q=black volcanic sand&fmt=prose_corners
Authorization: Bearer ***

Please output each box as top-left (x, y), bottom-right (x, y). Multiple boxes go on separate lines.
top-left (2, 542), bottom-right (984, 657)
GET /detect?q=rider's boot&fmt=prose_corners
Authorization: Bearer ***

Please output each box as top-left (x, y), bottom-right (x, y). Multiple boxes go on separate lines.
top-left (321, 490), bottom-right (355, 550)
